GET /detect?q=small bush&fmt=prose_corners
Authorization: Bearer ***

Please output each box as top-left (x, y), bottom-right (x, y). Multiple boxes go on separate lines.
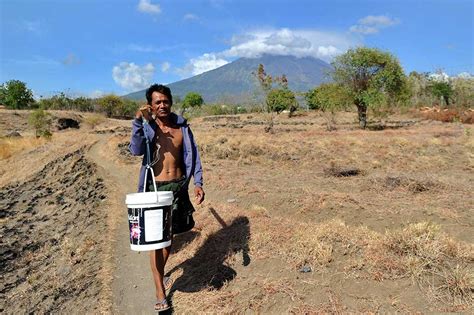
top-left (83, 114), bottom-right (106, 129)
top-left (28, 109), bottom-right (52, 138)
top-left (202, 104), bottom-right (247, 116)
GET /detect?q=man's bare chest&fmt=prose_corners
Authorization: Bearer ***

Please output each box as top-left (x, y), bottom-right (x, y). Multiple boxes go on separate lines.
top-left (156, 127), bottom-right (183, 151)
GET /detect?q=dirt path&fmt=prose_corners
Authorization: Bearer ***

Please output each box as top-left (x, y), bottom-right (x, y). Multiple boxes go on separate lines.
top-left (86, 134), bottom-right (157, 315)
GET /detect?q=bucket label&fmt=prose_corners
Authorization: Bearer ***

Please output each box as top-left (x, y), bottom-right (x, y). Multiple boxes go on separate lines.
top-left (127, 205), bottom-right (171, 248)
top-left (130, 223), bottom-right (141, 240)
top-left (144, 209), bottom-right (163, 242)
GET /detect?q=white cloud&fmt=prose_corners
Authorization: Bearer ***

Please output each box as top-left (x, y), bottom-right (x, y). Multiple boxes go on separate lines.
top-left (161, 62), bottom-right (170, 72)
top-left (177, 53), bottom-right (229, 77)
top-left (349, 25), bottom-right (379, 35)
top-left (63, 53), bottom-right (80, 65)
top-left (137, 0), bottom-right (161, 14)
top-left (429, 72), bottom-right (450, 82)
top-left (89, 90), bottom-right (106, 98)
top-left (183, 13), bottom-right (199, 21)
top-left (360, 15), bottom-right (399, 27)
top-left (221, 28), bottom-right (353, 60)
top-left (128, 44), bottom-right (160, 53)
top-left (21, 20), bottom-right (42, 34)
top-left (112, 62), bottom-right (155, 91)
top-left (350, 15), bottom-right (400, 35)
top-left (457, 72), bottom-right (473, 79)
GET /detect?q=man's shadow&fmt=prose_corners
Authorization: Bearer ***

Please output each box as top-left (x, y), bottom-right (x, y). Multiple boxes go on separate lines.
top-left (167, 207), bottom-right (251, 294)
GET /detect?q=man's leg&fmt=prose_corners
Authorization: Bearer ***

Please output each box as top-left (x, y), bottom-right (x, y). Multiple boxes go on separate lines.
top-left (150, 243), bottom-right (172, 300)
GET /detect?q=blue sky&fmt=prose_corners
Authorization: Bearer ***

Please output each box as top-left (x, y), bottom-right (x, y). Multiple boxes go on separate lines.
top-left (1, 0), bottom-right (473, 98)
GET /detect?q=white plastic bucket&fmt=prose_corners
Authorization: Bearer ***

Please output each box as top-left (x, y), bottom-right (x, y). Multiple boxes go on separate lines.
top-left (125, 167), bottom-right (174, 251)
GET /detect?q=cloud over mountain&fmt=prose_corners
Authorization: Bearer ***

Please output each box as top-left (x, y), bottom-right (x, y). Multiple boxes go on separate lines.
top-left (177, 28), bottom-right (357, 78)
top-left (112, 62), bottom-right (155, 91)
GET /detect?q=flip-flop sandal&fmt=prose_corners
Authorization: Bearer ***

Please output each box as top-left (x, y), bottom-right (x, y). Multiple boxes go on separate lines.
top-left (164, 276), bottom-right (174, 291)
top-left (154, 298), bottom-right (170, 313)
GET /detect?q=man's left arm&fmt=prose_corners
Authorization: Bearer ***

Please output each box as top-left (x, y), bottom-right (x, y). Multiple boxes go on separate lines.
top-left (189, 128), bottom-right (205, 205)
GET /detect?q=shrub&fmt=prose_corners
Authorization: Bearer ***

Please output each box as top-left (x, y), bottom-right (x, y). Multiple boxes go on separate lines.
top-left (97, 95), bottom-right (123, 117)
top-left (202, 104), bottom-right (248, 116)
top-left (83, 113), bottom-right (106, 129)
top-left (28, 109), bottom-right (52, 138)
top-left (115, 99), bottom-right (139, 118)
top-left (266, 88), bottom-right (297, 114)
top-left (181, 92), bottom-right (204, 115)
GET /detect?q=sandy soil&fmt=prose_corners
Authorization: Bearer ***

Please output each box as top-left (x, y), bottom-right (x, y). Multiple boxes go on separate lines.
top-left (0, 109), bottom-right (472, 314)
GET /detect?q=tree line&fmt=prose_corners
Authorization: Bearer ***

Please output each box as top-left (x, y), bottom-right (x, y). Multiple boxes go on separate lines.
top-left (256, 47), bottom-right (473, 129)
top-left (0, 80), bottom-right (206, 119)
top-left (2, 46), bottom-right (472, 129)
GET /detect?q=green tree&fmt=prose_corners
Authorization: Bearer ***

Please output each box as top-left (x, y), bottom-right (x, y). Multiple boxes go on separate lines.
top-left (306, 83), bottom-right (351, 130)
top-left (451, 76), bottom-right (474, 107)
top-left (28, 108), bottom-right (52, 138)
top-left (331, 47), bottom-right (407, 128)
top-left (116, 99), bottom-right (139, 118)
top-left (73, 97), bottom-right (94, 112)
top-left (97, 94), bottom-right (124, 117)
top-left (305, 83), bottom-right (351, 111)
top-left (254, 64), bottom-right (295, 131)
top-left (0, 80), bottom-right (35, 109)
top-left (429, 81), bottom-right (454, 106)
top-left (266, 88), bottom-right (297, 114)
top-left (181, 92), bottom-right (204, 114)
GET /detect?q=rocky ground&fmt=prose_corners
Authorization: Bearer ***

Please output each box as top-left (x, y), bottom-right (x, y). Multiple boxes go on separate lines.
top-left (0, 148), bottom-right (108, 313)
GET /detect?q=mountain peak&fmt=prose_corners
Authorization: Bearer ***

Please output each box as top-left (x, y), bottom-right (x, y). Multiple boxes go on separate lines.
top-left (124, 54), bottom-right (332, 103)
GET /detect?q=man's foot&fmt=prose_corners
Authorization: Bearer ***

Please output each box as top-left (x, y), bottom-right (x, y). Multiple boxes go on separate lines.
top-left (154, 298), bottom-right (170, 313)
top-left (164, 276), bottom-right (174, 291)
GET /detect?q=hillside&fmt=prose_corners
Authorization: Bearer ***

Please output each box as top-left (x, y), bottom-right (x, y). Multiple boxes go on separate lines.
top-left (124, 55), bottom-right (332, 103)
top-left (1, 109), bottom-right (472, 313)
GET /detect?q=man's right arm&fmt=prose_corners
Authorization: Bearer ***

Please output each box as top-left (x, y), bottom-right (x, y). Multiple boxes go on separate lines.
top-left (129, 118), bottom-right (146, 156)
top-left (129, 106), bottom-right (156, 156)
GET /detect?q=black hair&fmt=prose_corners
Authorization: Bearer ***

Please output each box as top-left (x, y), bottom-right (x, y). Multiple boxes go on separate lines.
top-left (145, 84), bottom-right (173, 105)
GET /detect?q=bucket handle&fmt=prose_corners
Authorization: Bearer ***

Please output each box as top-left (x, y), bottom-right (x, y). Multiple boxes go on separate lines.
top-left (143, 165), bottom-right (158, 193)
top-left (143, 124), bottom-right (158, 194)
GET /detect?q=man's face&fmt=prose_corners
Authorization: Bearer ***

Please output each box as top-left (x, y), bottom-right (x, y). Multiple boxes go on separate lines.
top-left (150, 91), bottom-right (171, 118)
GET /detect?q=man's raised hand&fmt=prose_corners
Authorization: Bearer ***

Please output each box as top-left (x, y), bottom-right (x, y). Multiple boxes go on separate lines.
top-left (136, 105), bottom-right (153, 121)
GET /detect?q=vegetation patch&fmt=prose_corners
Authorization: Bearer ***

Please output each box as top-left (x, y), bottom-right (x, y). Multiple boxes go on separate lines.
top-left (367, 223), bottom-right (473, 308)
top-left (372, 175), bottom-right (443, 193)
top-left (324, 164), bottom-right (363, 177)
top-left (419, 107), bottom-right (474, 124)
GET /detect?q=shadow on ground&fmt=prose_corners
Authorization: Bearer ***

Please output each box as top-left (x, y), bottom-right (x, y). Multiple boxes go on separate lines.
top-left (168, 209), bottom-right (251, 295)
top-left (171, 231), bottom-right (199, 254)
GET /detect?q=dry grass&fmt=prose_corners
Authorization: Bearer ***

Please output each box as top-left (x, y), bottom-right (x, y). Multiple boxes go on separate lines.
top-left (419, 108), bottom-right (474, 124)
top-left (170, 199), bottom-right (473, 312)
top-left (2, 109), bottom-right (473, 313)
top-left (83, 113), bottom-right (106, 129)
top-left (0, 136), bottom-right (47, 159)
top-left (367, 222), bottom-right (473, 309)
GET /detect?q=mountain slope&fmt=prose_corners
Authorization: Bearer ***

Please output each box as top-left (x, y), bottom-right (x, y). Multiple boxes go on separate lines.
top-left (125, 55), bottom-right (332, 103)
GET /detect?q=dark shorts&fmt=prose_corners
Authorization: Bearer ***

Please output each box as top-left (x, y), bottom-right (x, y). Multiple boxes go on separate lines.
top-left (147, 176), bottom-right (195, 234)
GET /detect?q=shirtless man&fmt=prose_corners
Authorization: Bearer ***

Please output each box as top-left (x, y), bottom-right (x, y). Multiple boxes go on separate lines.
top-left (130, 84), bottom-right (204, 312)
